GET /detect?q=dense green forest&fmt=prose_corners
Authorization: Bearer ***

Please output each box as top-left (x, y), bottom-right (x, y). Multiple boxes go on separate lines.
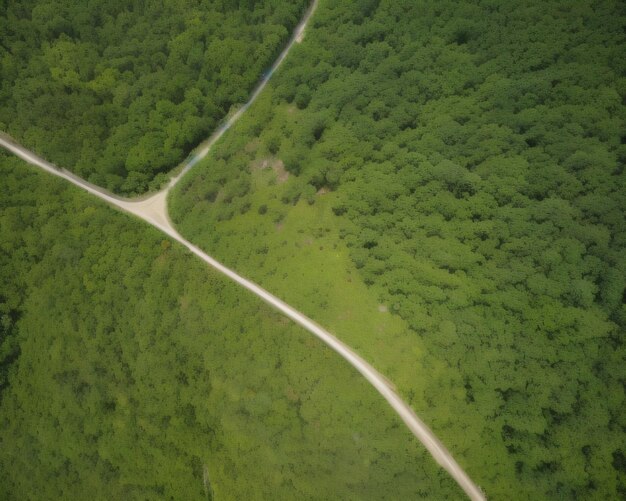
top-left (0, 0), bottom-right (307, 194)
top-left (0, 153), bottom-right (463, 499)
top-left (171, 0), bottom-right (626, 498)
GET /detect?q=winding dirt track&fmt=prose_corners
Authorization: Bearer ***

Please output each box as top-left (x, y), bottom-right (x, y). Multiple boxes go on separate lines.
top-left (0, 2), bottom-right (486, 499)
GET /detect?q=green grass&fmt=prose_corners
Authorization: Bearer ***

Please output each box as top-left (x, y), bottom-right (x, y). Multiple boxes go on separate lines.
top-left (170, 100), bottom-right (438, 400)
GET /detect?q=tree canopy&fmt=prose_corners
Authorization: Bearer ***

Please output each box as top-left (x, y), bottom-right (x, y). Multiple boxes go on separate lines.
top-left (170, 0), bottom-right (626, 498)
top-left (0, 153), bottom-right (462, 499)
top-left (0, 0), bottom-right (308, 194)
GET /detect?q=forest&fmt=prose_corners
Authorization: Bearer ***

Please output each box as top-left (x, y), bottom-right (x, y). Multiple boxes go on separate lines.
top-left (1, 0), bottom-right (625, 498)
top-left (0, 0), bottom-right (307, 194)
top-left (170, 0), bottom-right (626, 498)
top-left (0, 153), bottom-right (463, 499)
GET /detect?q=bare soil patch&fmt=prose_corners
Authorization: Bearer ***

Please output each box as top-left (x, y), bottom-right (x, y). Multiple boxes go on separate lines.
top-left (250, 157), bottom-right (289, 183)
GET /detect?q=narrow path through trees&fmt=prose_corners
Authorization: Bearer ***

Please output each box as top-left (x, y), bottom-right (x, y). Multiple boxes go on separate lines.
top-left (0, 2), bottom-right (486, 499)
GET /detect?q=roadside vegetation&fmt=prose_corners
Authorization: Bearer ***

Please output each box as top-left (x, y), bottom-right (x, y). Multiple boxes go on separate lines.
top-left (0, 0), bottom-right (307, 195)
top-left (170, 0), bottom-right (626, 498)
top-left (0, 153), bottom-right (463, 499)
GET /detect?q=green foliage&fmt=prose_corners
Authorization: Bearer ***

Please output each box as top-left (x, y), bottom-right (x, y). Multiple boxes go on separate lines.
top-left (0, 0), bottom-right (308, 194)
top-left (171, 0), bottom-right (626, 498)
top-left (0, 155), bottom-right (463, 499)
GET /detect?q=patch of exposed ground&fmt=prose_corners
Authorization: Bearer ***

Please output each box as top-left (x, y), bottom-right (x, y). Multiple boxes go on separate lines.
top-left (250, 157), bottom-right (289, 183)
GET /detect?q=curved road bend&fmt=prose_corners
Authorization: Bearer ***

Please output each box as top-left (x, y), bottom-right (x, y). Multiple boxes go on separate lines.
top-left (0, 2), bottom-right (485, 498)
top-left (0, 136), bottom-right (486, 501)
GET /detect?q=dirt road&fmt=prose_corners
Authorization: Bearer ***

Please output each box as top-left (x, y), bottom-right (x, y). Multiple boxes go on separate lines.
top-left (0, 1), bottom-right (486, 497)
top-left (0, 134), bottom-right (486, 501)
